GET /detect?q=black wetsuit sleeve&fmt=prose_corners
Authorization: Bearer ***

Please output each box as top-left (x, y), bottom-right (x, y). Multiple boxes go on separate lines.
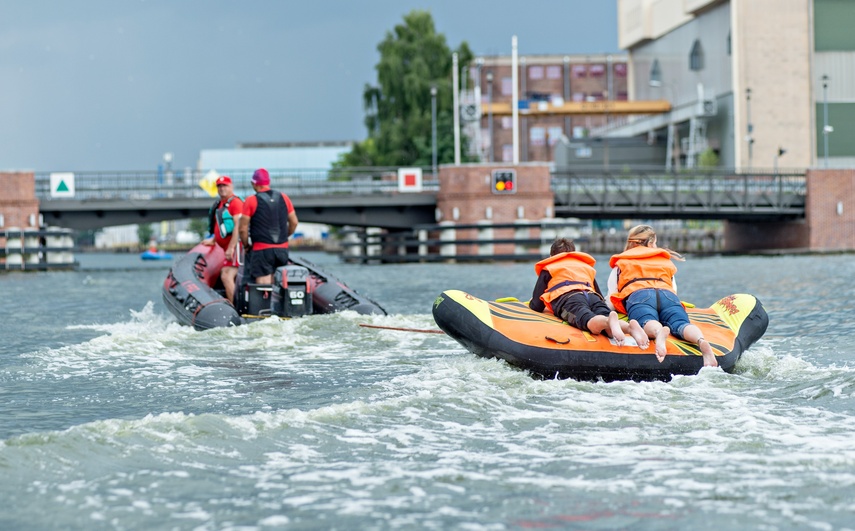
top-left (529, 270), bottom-right (551, 312)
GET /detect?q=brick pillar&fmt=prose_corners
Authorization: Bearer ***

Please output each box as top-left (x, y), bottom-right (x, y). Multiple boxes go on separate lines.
top-left (0, 172), bottom-right (40, 247)
top-left (805, 169), bottom-right (855, 251)
top-left (436, 163), bottom-right (554, 256)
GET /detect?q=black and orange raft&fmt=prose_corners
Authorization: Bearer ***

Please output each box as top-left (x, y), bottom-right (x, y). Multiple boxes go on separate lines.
top-left (432, 290), bottom-right (769, 381)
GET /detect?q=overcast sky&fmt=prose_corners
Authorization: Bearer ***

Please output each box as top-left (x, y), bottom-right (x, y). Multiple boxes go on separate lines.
top-left (0, 1), bottom-right (618, 172)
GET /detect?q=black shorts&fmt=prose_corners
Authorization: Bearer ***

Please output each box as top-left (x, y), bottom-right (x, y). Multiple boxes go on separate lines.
top-left (248, 247), bottom-right (290, 279)
top-left (554, 291), bottom-right (610, 333)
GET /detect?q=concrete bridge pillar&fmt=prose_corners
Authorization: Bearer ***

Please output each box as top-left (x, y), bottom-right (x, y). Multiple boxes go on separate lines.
top-left (724, 169), bottom-right (855, 252)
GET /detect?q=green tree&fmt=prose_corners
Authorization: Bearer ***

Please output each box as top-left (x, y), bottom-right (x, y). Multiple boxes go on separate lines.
top-left (137, 223), bottom-right (154, 247)
top-left (337, 10), bottom-right (474, 168)
top-left (698, 148), bottom-right (720, 168)
top-left (189, 218), bottom-right (209, 238)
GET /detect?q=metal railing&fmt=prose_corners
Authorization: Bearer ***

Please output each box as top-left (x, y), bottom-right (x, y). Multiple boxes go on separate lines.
top-left (35, 167), bottom-right (440, 201)
top-left (34, 166), bottom-right (807, 219)
top-left (551, 167), bottom-right (806, 218)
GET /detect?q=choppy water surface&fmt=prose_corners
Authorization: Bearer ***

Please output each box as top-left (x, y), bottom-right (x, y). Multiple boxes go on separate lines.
top-left (1, 252), bottom-right (854, 530)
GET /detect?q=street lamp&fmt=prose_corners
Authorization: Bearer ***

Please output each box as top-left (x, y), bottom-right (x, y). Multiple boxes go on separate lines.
top-left (486, 71), bottom-right (493, 162)
top-left (822, 74), bottom-right (832, 168)
top-left (745, 88), bottom-right (753, 169)
top-left (430, 84), bottom-right (438, 177)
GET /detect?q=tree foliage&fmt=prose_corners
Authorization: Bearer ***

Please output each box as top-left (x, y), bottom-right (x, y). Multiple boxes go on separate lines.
top-left (337, 10), bottom-right (474, 168)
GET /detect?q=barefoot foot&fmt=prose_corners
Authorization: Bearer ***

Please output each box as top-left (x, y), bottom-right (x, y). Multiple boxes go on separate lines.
top-left (655, 326), bottom-right (670, 362)
top-left (629, 320), bottom-right (649, 349)
top-left (608, 312), bottom-right (625, 346)
top-left (698, 338), bottom-right (718, 367)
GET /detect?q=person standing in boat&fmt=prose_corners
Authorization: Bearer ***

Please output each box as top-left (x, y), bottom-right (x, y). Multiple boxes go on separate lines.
top-left (607, 225), bottom-right (717, 367)
top-left (530, 237), bottom-right (648, 347)
top-left (239, 168), bottom-right (299, 285)
top-left (201, 175), bottom-right (243, 304)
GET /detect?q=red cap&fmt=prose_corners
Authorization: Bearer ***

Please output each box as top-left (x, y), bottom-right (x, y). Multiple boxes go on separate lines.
top-left (251, 168), bottom-right (270, 186)
top-left (215, 175), bottom-right (232, 186)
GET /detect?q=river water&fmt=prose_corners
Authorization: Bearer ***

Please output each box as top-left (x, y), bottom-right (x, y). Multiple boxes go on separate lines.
top-left (1, 251), bottom-right (854, 530)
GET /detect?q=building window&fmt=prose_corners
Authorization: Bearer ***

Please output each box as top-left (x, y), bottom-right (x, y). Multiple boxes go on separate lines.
top-left (501, 116), bottom-right (513, 129)
top-left (572, 92), bottom-right (585, 102)
top-left (502, 144), bottom-right (513, 162)
top-left (530, 127), bottom-right (546, 146)
top-left (614, 63), bottom-right (627, 77)
top-left (589, 64), bottom-right (605, 77)
top-left (572, 64), bottom-right (587, 78)
top-left (529, 65), bottom-right (544, 80)
top-left (546, 65), bottom-right (562, 79)
top-left (690, 39), bottom-right (704, 71)
top-left (650, 59), bottom-right (662, 85)
top-left (501, 77), bottom-right (513, 95)
top-left (548, 126), bottom-right (564, 145)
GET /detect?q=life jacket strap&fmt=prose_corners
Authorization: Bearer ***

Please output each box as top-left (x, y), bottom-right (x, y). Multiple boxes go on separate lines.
top-left (545, 279), bottom-right (590, 293)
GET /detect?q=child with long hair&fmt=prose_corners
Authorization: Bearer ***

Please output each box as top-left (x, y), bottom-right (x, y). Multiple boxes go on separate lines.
top-left (607, 225), bottom-right (717, 366)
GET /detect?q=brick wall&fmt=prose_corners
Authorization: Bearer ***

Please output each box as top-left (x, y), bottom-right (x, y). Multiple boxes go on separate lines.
top-left (805, 168), bottom-right (855, 251)
top-left (0, 171), bottom-right (40, 229)
top-left (436, 163), bottom-right (554, 255)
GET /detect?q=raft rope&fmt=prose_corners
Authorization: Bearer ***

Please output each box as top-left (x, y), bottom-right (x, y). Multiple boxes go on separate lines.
top-left (358, 324), bottom-right (445, 334)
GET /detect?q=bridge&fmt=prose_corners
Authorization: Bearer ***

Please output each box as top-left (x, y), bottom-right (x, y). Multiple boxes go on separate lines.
top-left (33, 167), bottom-right (806, 231)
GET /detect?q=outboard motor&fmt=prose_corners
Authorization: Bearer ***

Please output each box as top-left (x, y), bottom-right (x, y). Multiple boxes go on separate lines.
top-left (271, 265), bottom-right (313, 317)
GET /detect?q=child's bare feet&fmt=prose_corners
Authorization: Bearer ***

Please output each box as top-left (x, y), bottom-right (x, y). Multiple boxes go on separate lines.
top-left (698, 338), bottom-right (718, 367)
top-left (655, 326), bottom-right (670, 362)
top-left (628, 320), bottom-right (648, 349)
top-left (608, 311), bottom-right (625, 346)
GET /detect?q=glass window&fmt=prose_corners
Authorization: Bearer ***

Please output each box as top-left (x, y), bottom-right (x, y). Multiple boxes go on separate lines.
top-left (529, 66), bottom-right (544, 80)
top-left (548, 126), bottom-right (564, 145)
top-left (589, 64), bottom-right (605, 77)
top-left (501, 77), bottom-right (513, 95)
top-left (502, 144), bottom-right (514, 162)
top-left (546, 65), bottom-right (562, 79)
top-left (501, 116), bottom-right (513, 129)
top-left (530, 127), bottom-right (546, 146)
top-left (614, 63), bottom-right (627, 77)
top-left (572, 64), bottom-right (587, 78)
top-left (690, 40), bottom-right (704, 71)
top-left (650, 59), bottom-right (662, 85)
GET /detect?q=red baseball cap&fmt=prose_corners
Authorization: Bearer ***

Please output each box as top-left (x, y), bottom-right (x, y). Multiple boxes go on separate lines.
top-left (215, 175), bottom-right (232, 186)
top-left (251, 168), bottom-right (270, 186)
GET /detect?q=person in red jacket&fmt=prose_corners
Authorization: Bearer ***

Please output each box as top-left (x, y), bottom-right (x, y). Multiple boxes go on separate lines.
top-left (607, 225), bottom-right (717, 366)
top-left (238, 168), bottom-right (299, 284)
top-left (201, 175), bottom-right (243, 303)
top-left (530, 238), bottom-right (647, 347)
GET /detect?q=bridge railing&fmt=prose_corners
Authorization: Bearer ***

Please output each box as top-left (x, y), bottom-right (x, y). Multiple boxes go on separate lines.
top-left (35, 167), bottom-right (440, 201)
top-left (551, 167), bottom-right (806, 217)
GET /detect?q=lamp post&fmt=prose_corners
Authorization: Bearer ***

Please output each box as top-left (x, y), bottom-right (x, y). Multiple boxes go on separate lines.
top-left (486, 71), bottom-right (493, 162)
top-left (430, 84), bottom-right (437, 177)
top-left (822, 74), bottom-right (831, 168)
top-left (745, 88), bottom-right (753, 169)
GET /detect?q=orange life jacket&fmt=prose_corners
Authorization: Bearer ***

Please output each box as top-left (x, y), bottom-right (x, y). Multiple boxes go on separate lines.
top-left (534, 252), bottom-right (598, 314)
top-left (608, 246), bottom-right (677, 314)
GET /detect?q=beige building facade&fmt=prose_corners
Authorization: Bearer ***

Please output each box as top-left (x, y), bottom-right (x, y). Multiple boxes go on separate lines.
top-left (615, 0), bottom-right (855, 170)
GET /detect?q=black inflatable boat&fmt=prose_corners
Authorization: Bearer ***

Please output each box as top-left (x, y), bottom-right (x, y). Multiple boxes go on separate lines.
top-left (162, 243), bottom-right (386, 330)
